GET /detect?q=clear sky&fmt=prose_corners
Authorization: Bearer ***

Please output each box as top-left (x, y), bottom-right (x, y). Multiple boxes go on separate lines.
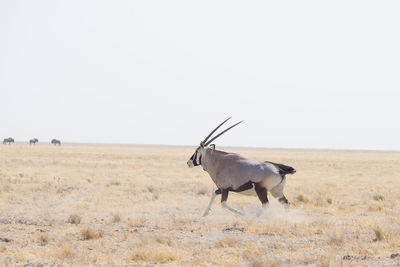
top-left (1, 1), bottom-right (399, 150)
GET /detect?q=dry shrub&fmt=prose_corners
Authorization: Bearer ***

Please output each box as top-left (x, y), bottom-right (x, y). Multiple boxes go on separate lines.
top-left (130, 244), bottom-right (184, 263)
top-left (57, 245), bottom-right (74, 260)
top-left (368, 205), bottom-right (382, 212)
top-left (81, 227), bottom-right (104, 240)
top-left (296, 194), bottom-right (309, 203)
top-left (373, 194), bottom-right (384, 201)
top-left (128, 216), bottom-right (147, 228)
top-left (215, 237), bottom-right (241, 248)
top-left (373, 226), bottom-right (385, 241)
top-left (147, 185), bottom-right (155, 193)
top-left (67, 214), bottom-right (81, 225)
top-left (108, 180), bottom-right (121, 186)
top-left (155, 235), bottom-right (173, 246)
top-left (326, 198), bottom-right (332, 204)
top-left (38, 234), bottom-right (49, 245)
top-left (111, 213), bottom-right (121, 223)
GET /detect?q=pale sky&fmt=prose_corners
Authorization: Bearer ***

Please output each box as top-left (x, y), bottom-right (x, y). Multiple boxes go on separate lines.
top-left (1, 1), bottom-right (399, 150)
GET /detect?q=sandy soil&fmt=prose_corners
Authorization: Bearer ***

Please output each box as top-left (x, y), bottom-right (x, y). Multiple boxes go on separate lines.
top-left (0, 144), bottom-right (399, 266)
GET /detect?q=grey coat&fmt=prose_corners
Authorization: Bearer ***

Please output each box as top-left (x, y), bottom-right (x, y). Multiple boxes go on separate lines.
top-left (201, 148), bottom-right (281, 190)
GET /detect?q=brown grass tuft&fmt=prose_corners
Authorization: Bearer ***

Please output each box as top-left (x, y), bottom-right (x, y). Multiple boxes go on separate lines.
top-left (373, 194), bottom-right (384, 201)
top-left (111, 213), bottom-right (121, 223)
top-left (296, 194), bottom-right (309, 203)
top-left (109, 180), bottom-right (121, 186)
top-left (38, 234), bottom-right (49, 245)
top-left (130, 244), bottom-right (184, 263)
top-left (128, 216), bottom-right (147, 228)
top-left (67, 214), bottom-right (81, 225)
top-left (81, 227), bottom-right (104, 240)
top-left (373, 226), bottom-right (384, 241)
top-left (215, 237), bottom-right (241, 248)
top-left (57, 244), bottom-right (74, 260)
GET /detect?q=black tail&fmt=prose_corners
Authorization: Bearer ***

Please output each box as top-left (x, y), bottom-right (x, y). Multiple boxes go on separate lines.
top-left (264, 161), bottom-right (296, 175)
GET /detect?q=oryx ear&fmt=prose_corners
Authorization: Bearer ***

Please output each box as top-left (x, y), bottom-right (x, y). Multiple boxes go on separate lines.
top-left (209, 144), bottom-right (215, 150)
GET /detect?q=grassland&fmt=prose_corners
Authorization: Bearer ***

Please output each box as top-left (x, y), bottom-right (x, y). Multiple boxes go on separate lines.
top-left (0, 144), bottom-right (399, 266)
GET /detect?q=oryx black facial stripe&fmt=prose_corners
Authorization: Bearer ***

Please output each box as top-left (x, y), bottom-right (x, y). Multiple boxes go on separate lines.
top-left (191, 149), bottom-right (202, 166)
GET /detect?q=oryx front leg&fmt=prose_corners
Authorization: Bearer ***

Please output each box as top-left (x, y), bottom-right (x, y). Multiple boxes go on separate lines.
top-left (202, 189), bottom-right (217, 217)
top-left (221, 189), bottom-right (244, 216)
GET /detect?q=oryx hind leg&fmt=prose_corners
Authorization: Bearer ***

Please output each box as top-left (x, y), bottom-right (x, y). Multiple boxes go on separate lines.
top-left (254, 183), bottom-right (269, 216)
top-left (270, 176), bottom-right (290, 207)
top-left (202, 189), bottom-right (217, 217)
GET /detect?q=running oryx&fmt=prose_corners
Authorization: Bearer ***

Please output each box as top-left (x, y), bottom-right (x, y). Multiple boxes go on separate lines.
top-left (29, 138), bottom-right (39, 145)
top-left (3, 138), bottom-right (15, 144)
top-left (51, 139), bottom-right (61, 146)
top-left (187, 117), bottom-right (296, 216)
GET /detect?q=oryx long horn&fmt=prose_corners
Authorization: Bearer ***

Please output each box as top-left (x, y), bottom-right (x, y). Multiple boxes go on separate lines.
top-left (202, 117), bottom-right (232, 144)
top-left (205, 120), bottom-right (243, 146)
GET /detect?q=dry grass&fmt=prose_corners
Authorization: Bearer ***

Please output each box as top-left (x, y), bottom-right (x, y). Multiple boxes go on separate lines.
top-left (57, 244), bottom-right (74, 260)
top-left (130, 244), bottom-right (185, 263)
top-left (67, 214), bottom-right (81, 225)
top-left (37, 234), bottom-right (49, 246)
top-left (1, 144), bottom-right (400, 266)
top-left (373, 226), bottom-right (385, 242)
top-left (81, 227), bottom-right (104, 240)
top-left (111, 213), bottom-right (121, 223)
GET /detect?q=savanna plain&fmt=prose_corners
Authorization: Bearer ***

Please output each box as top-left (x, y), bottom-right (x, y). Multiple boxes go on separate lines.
top-left (0, 144), bottom-right (399, 266)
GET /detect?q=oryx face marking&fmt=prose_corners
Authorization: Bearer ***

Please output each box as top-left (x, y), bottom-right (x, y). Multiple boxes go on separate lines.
top-left (187, 147), bottom-right (202, 168)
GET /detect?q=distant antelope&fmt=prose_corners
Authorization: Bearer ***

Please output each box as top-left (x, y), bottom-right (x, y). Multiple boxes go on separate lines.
top-left (187, 117), bottom-right (296, 216)
top-left (3, 137), bottom-right (14, 145)
top-left (29, 138), bottom-right (39, 145)
top-left (51, 139), bottom-right (61, 146)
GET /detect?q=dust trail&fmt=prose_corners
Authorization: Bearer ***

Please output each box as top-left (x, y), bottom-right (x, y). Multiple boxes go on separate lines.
top-left (200, 199), bottom-right (310, 224)
top-left (242, 199), bottom-right (310, 224)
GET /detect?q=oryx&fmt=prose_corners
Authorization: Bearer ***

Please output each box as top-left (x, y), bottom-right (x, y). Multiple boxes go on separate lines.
top-left (187, 117), bottom-right (296, 216)
top-left (3, 138), bottom-right (14, 144)
top-left (51, 139), bottom-right (61, 146)
top-left (29, 138), bottom-right (38, 145)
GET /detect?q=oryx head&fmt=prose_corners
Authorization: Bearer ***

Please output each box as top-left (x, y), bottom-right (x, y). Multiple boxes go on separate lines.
top-left (187, 117), bottom-right (243, 168)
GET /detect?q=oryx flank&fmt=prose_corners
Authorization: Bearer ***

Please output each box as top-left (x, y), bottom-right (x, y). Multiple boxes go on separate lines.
top-left (187, 117), bottom-right (296, 216)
